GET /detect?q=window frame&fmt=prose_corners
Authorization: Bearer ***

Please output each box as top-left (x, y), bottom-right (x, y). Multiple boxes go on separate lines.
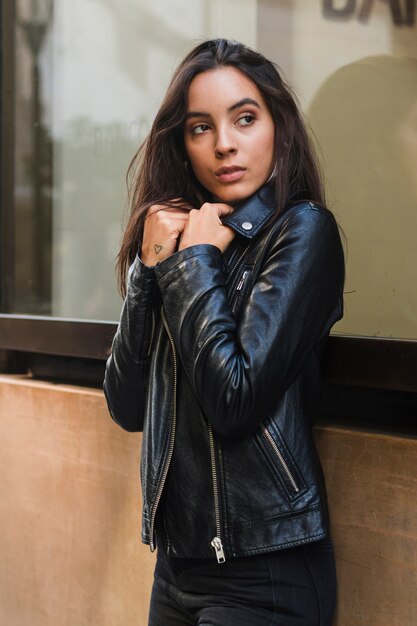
top-left (0, 0), bottom-right (15, 313)
top-left (0, 315), bottom-right (416, 393)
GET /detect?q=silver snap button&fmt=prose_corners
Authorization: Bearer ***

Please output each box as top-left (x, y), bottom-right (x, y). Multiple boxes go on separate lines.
top-left (242, 221), bottom-right (253, 230)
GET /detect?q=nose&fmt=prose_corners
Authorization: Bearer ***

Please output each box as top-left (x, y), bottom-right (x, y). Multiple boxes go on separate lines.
top-left (214, 125), bottom-right (237, 158)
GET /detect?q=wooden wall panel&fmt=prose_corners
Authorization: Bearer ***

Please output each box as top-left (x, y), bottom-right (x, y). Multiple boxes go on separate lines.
top-left (0, 375), bottom-right (416, 625)
top-left (0, 375), bottom-right (155, 626)
top-left (315, 425), bottom-right (417, 626)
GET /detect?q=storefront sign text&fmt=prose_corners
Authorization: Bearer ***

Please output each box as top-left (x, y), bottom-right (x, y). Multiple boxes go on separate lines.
top-left (323, 0), bottom-right (415, 26)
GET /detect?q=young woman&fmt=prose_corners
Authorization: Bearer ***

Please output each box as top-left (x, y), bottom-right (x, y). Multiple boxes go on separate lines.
top-left (104, 39), bottom-right (344, 626)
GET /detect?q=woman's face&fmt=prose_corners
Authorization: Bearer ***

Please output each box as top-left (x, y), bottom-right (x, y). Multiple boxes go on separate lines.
top-left (184, 66), bottom-right (275, 204)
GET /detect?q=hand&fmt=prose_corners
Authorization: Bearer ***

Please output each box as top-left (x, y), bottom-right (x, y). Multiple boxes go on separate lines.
top-left (141, 203), bottom-right (191, 266)
top-left (178, 203), bottom-right (235, 253)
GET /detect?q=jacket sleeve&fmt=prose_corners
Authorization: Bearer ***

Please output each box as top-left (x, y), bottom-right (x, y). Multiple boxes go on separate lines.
top-left (154, 207), bottom-right (344, 438)
top-left (103, 255), bottom-right (158, 432)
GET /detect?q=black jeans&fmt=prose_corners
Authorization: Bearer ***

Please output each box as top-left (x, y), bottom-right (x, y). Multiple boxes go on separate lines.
top-left (148, 537), bottom-right (337, 625)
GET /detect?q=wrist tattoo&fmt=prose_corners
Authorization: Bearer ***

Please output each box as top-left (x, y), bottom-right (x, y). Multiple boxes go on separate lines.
top-left (154, 244), bottom-right (163, 254)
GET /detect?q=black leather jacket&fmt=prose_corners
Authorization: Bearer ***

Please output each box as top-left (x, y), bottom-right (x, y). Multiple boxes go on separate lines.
top-left (103, 185), bottom-right (344, 563)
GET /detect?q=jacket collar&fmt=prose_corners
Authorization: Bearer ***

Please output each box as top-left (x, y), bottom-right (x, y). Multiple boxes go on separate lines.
top-left (222, 183), bottom-right (275, 239)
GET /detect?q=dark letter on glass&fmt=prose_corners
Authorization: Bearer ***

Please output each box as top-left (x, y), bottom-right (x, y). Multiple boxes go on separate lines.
top-left (405, 0), bottom-right (415, 25)
top-left (358, 0), bottom-right (409, 25)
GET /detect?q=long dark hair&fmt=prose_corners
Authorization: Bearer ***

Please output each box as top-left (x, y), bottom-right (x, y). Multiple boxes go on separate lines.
top-left (117, 38), bottom-right (325, 295)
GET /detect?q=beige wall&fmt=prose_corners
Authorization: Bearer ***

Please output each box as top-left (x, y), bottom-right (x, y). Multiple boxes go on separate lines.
top-left (315, 425), bottom-right (417, 625)
top-left (0, 375), bottom-right (154, 626)
top-left (1, 375), bottom-right (417, 625)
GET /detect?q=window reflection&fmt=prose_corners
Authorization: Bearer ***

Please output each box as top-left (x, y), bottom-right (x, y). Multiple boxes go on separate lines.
top-left (308, 56), bottom-right (417, 338)
top-left (8, 0), bottom-right (417, 338)
top-left (14, 0), bottom-right (53, 314)
top-left (258, 0), bottom-right (417, 339)
top-left (11, 0), bottom-right (257, 320)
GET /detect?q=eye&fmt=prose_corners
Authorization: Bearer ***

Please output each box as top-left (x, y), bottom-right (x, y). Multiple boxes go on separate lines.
top-left (236, 113), bottom-right (256, 127)
top-left (191, 123), bottom-right (211, 135)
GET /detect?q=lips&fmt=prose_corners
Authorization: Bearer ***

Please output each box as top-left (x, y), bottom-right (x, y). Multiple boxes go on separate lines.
top-left (214, 165), bottom-right (246, 183)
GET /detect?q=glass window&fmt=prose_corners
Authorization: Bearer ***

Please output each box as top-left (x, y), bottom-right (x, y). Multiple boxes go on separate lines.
top-left (258, 1), bottom-right (417, 339)
top-left (6, 0), bottom-right (257, 320)
top-left (3, 0), bottom-right (417, 341)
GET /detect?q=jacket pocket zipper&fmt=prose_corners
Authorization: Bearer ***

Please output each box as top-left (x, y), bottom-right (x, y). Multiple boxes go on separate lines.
top-left (232, 269), bottom-right (251, 314)
top-left (263, 427), bottom-right (300, 494)
top-left (148, 307), bottom-right (177, 552)
top-left (208, 424), bottom-right (226, 563)
top-left (226, 244), bottom-right (251, 286)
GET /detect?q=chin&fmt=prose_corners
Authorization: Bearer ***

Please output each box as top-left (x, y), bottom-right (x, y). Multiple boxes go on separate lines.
top-left (211, 183), bottom-right (258, 205)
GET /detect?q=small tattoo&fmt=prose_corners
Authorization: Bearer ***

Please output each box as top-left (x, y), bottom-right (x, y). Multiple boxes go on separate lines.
top-left (154, 244), bottom-right (163, 254)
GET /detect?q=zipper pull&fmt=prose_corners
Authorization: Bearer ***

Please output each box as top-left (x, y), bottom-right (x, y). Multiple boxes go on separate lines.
top-left (211, 537), bottom-right (226, 563)
top-left (236, 270), bottom-right (249, 291)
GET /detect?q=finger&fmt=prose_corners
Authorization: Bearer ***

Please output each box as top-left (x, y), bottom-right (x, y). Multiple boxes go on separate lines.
top-left (163, 206), bottom-right (192, 214)
top-left (214, 203), bottom-right (235, 217)
top-left (145, 208), bottom-right (190, 222)
top-left (146, 202), bottom-right (192, 216)
top-left (170, 199), bottom-right (194, 211)
top-left (146, 204), bottom-right (165, 216)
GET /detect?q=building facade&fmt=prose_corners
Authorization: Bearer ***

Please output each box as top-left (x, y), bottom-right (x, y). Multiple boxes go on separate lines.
top-left (1, 1), bottom-right (416, 624)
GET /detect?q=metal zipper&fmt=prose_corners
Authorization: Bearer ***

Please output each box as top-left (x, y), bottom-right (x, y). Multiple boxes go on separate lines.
top-left (263, 427), bottom-right (300, 493)
top-left (236, 269), bottom-right (250, 292)
top-left (206, 243), bottom-right (252, 562)
top-left (148, 244), bottom-right (251, 557)
top-left (231, 269), bottom-right (251, 314)
top-left (225, 243), bottom-right (251, 285)
top-left (148, 307), bottom-right (178, 552)
top-left (208, 424), bottom-right (226, 563)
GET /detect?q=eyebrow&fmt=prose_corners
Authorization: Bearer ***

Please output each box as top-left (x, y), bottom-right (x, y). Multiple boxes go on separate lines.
top-left (185, 97), bottom-right (261, 120)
